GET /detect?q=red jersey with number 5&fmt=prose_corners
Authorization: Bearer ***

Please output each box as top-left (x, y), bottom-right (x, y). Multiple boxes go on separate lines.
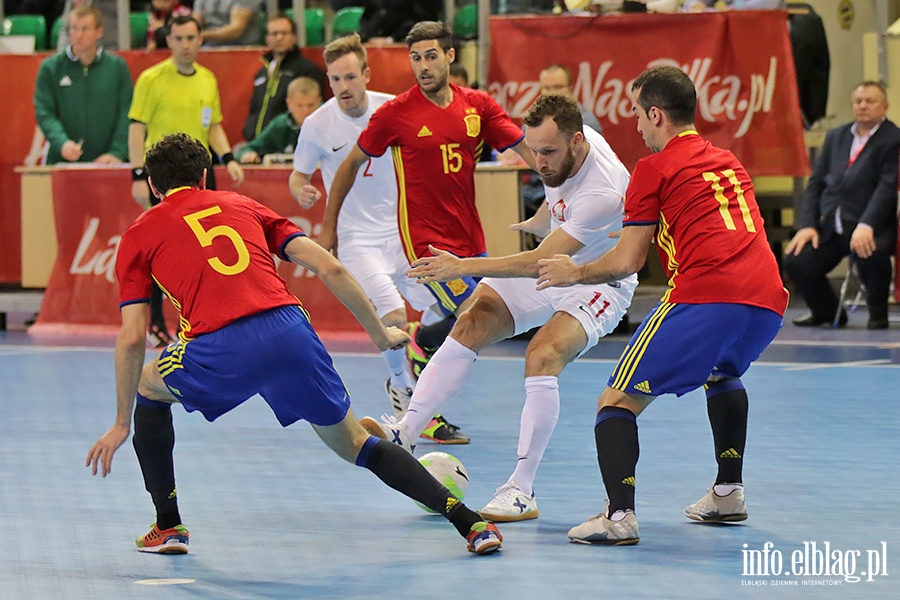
top-left (623, 132), bottom-right (788, 315)
top-left (356, 83), bottom-right (524, 262)
top-left (116, 188), bottom-right (305, 337)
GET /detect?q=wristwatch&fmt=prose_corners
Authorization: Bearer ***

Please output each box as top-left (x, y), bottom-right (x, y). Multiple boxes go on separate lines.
top-left (131, 167), bottom-right (149, 181)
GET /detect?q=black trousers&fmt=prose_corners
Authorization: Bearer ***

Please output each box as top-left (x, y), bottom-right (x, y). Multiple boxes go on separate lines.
top-left (782, 231), bottom-right (893, 321)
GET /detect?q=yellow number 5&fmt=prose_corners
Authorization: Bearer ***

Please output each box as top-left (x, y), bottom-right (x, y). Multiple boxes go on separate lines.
top-left (183, 206), bottom-right (250, 275)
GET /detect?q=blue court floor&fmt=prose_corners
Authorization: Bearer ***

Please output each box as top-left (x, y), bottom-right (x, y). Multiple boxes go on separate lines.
top-left (1, 304), bottom-right (898, 599)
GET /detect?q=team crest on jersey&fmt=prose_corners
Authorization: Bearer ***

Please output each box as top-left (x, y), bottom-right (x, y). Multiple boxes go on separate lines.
top-left (463, 111), bottom-right (481, 138)
top-left (551, 199), bottom-right (567, 221)
top-left (447, 278), bottom-right (468, 296)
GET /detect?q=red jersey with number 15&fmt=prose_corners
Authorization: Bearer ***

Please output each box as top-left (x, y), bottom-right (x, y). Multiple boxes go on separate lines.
top-left (116, 188), bottom-right (305, 338)
top-left (357, 83), bottom-right (524, 262)
top-left (623, 132), bottom-right (788, 315)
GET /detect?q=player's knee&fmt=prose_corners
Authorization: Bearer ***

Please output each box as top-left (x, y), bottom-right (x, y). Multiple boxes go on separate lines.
top-left (524, 342), bottom-right (566, 376)
top-left (450, 303), bottom-right (496, 349)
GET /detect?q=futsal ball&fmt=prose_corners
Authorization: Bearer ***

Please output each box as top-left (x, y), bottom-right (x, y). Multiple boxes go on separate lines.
top-left (413, 452), bottom-right (469, 514)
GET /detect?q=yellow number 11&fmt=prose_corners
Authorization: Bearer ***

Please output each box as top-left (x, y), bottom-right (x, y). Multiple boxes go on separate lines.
top-left (703, 169), bottom-right (756, 233)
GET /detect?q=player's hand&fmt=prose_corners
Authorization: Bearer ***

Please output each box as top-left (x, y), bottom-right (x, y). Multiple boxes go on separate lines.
top-left (784, 227), bottom-right (818, 256)
top-left (407, 245), bottom-right (460, 283)
top-left (239, 151), bottom-right (260, 164)
top-left (376, 326), bottom-right (411, 352)
top-left (510, 215), bottom-right (545, 236)
top-left (850, 225), bottom-right (876, 259)
top-left (61, 140), bottom-right (83, 162)
top-left (226, 161), bottom-right (245, 187)
top-left (536, 254), bottom-right (579, 290)
top-left (607, 229), bottom-right (622, 239)
top-left (94, 153), bottom-right (122, 165)
top-left (298, 184), bottom-right (322, 209)
top-left (317, 224), bottom-right (338, 253)
top-left (85, 423), bottom-right (130, 478)
top-left (132, 181), bottom-right (151, 209)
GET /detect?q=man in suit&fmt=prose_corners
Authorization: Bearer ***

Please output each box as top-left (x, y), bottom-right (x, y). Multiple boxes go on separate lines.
top-left (783, 81), bottom-right (900, 330)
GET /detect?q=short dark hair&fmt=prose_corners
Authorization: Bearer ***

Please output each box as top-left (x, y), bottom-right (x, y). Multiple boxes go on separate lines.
top-left (405, 21), bottom-right (453, 52)
top-left (268, 12), bottom-right (297, 35)
top-left (168, 14), bottom-right (202, 33)
top-left (523, 94), bottom-right (583, 138)
top-left (631, 66), bottom-right (696, 127)
top-left (145, 133), bottom-right (210, 195)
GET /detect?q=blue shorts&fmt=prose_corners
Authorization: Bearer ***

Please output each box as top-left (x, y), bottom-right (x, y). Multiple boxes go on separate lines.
top-left (608, 302), bottom-right (782, 397)
top-left (157, 305), bottom-right (350, 427)
top-left (420, 252), bottom-right (485, 317)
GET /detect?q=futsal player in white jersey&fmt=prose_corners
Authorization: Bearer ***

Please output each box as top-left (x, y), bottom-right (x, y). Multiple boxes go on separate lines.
top-left (289, 34), bottom-right (459, 433)
top-left (363, 94), bottom-right (636, 521)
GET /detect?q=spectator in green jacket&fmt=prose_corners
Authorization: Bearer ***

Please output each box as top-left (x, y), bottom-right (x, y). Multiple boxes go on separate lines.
top-left (238, 77), bottom-right (322, 164)
top-left (33, 5), bottom-right (132, 165)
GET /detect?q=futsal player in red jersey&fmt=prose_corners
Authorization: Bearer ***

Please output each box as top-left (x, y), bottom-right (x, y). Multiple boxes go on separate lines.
top-left (537, 66), bottom-right (789, 545)
top-left (85, 133), bottom-right (503, 556)
top-left (327, 21), bottom-right (535, 443)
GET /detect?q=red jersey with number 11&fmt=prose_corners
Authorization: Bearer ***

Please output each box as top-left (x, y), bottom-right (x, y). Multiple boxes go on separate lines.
top-left (116, 188), bottom-right (305, 337)
top-left (623, 132), bottom-right (788, 315)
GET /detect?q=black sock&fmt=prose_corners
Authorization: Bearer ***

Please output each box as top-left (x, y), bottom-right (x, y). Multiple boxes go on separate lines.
top-left (595, 406), bottom-right (639, 515)
top-left (132, 400), bottom-right (181, 529)
top-left (360, 439), bottom-right (480, 536)
top-left (705, 379), bottom-right (748, 485)
top-left (416, 317), bottom-right (455, 352)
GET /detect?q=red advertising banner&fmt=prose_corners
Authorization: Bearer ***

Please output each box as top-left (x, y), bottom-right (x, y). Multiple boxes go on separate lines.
top-left (488, 11), bottom-right (809, 177)
top-left (0, 45), bottom-right (415, 285)
top-left (33, 167), bottom-right (365, 333)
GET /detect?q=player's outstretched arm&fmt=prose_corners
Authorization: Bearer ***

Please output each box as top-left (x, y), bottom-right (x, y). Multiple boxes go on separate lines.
top-left (322, 145), bottom-right (369, 252)
top-left (408, 226), bottom-right (584, 282)
top-left (86, 304), bottom-right (147, 477)
top-left (536, 224), bottom-right (654, 290)
top-left (284, 236), bottom-right (410, 351)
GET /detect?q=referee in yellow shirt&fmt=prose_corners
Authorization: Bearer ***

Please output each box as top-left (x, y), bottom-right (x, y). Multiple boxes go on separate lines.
top-left (128, 15), bottom-right (245, 346)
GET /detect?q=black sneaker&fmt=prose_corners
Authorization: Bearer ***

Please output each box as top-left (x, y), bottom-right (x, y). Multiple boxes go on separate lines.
top-left (419, 414), bottom-right (470, 444)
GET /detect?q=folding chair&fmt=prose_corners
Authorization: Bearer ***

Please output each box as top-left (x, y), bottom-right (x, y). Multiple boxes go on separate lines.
top-left (833, 255), bottom-right (865, 328)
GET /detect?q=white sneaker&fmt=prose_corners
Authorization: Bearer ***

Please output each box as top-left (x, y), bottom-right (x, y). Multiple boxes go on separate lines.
top-left (359, 414), bottom-right (415, 454)
top-left (684, 485), bottom-right (747, 523)
top-left (479, 480), bottom-right (539, 522)
top-left (384, 379), bottom-right (413, 418)
top-left (568, 503), bottom-right (640, 545)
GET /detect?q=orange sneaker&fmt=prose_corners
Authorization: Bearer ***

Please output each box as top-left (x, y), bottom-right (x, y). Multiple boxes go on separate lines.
top-left (135, 523), bottom-right (189, 554)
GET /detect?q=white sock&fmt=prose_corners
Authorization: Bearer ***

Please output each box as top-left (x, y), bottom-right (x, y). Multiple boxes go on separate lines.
top-left (509, 376), bottom-right (560, 497)
top-left (401, 336), bottom-right (477, 438)
top-left (382, 347), bottom-right (414, 389)
top-left (713, 483), bottom-right (743, 496)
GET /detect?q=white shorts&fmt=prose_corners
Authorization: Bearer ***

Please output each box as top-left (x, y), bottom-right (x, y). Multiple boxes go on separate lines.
top-left (481, 274), bottom-right (638, 357)
top-left (338, 237), bottom-right (436, 318)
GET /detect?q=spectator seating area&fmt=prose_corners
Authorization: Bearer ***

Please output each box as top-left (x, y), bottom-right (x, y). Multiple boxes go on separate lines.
top-left (0, 5), bottom-right (488, 52)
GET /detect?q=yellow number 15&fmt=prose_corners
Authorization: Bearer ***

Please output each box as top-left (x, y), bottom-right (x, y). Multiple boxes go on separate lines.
top-left (183, 206), bottom-right (250, 275)
top-left (703, 170), bottom-right (756, 233)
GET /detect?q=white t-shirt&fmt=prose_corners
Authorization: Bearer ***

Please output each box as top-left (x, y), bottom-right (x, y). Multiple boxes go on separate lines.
top-left (293, 91), bottom-right (398, 245)
top-left (544, 126), bottom-right (631, 265)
